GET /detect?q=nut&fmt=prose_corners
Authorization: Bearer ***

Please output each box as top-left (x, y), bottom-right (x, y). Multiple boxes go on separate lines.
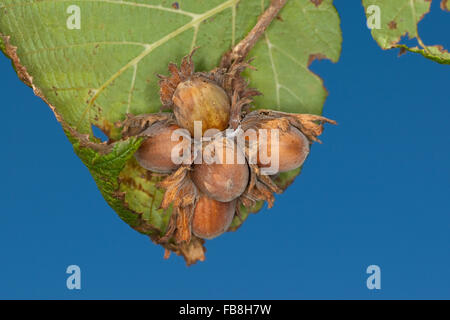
top-left (191, 137), bottom-right (249, 202)
top-left (257, 123), bottom-right (310, 173)
top-left (134, 123), bottom-right (191, 173)
top-left (192, 195), bottom-right (237, 239)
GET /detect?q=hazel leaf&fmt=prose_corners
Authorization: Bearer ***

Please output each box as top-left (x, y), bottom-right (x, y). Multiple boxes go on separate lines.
top-left (0, 0), bottom-right (342, 263)
top-left (362, 0), bottom-right (450, 64)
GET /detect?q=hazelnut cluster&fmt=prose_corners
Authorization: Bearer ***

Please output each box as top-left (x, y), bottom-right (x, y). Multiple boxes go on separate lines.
top-left (121, 51), bottom-right (335, 245)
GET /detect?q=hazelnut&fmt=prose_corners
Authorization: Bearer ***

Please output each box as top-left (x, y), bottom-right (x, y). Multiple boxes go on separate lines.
top-left (257, 124), bottom-right (310, 173)
top-left (191, 137), bottom-right (249, 202)
top-left (134, 123), bottom-right (191, 173)
top-left (172, 77), bottom-right (231, 136)
top-left (192, 196), bottom-right (237, 239)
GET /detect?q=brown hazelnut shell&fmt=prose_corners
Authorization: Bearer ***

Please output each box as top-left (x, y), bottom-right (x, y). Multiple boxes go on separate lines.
top-left (192, 196), bottom-right (237, 240)
top-left (172, 77), bottom-right (231, 136)
top-left (257, 124), bottom-right (310, 173)
top-left (134, 123), bottom-right (191, 173)
top-left (191, 138), bottom-right (249, 202)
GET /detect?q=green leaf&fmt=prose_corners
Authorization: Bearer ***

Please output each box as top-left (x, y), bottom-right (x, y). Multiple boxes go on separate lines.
top-left (0, 0), bottom-right (341, 260)
top-left (118, 157), bottom-right (172, 235)
top-left (247, 0), bottom-right (342, 114)
top-left (362, 0), bottom-right (450, 64)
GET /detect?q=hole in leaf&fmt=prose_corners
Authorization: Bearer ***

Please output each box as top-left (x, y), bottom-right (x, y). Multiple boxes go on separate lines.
top-left (91, 125), bottom-right (109, 142)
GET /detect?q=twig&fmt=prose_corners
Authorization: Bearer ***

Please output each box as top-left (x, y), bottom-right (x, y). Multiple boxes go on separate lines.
top-left (230, 0), bottom-right (287, 62)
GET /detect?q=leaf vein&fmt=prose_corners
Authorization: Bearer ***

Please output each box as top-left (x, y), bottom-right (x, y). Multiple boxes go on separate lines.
top-left (279, 84), bottom-right (304, 106)
top-left (3, 0), bottom-right (198, 18)
top-left (20, 41), bottom-right (149, 57)
top-left (127, 64), bottom-right (138, 114)
top-left (264, 34), bottom-right (280, 109)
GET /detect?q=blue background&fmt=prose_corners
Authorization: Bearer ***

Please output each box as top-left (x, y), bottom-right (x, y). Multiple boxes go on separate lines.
top-left (0, 1), bottom-right (448, 299)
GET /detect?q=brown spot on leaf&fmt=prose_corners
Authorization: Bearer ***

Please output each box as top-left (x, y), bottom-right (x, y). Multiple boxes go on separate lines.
top-left (307, 53), bottom-right (327, 66)
top-left (388, 20), bottom-right (397, 29)
top-left (398, 47), bottom-right (407, 57)
top-left (441, 0), bottom-right (449, 11)
top-left (112, 190), bottom-right (126, 200)
top-left (2, 36), bottom-right (32, 87)
top-left (310, 0), bottom-right (323, 7)
top-left (276, 15), bottom-right (284, 22)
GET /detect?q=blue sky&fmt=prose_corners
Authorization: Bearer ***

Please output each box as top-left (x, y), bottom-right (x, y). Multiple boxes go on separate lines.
top-left (0, 0), bottom-right (449, 299)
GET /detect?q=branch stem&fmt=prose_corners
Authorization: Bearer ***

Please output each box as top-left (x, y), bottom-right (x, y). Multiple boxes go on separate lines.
top-left (230, 0), bottom-right (287, 62)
